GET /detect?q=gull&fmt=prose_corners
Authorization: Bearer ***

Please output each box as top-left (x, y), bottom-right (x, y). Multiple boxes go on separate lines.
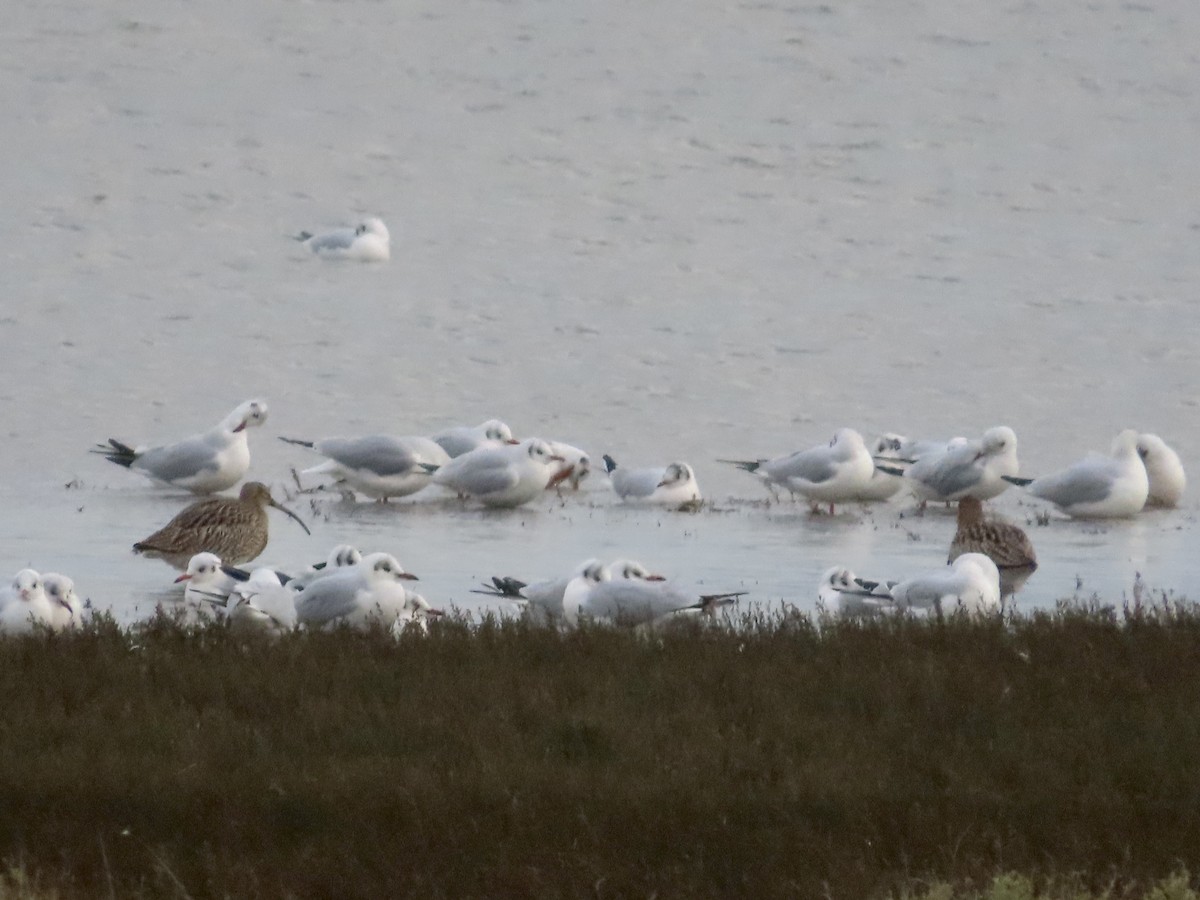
top-left (602, 456), bottom-right (702, 507)
top-left (43, 573), bottom-right (85, 631)
top-left (286, 544), bottom-right (364, 590)
top-left (889, 553), bottom-right (1002, 617)
top-left (294, 552), bottom-right (426, 630)
top-left (1002, 429), bottom-right (1148, 519)
top-left (429, 438), bottom-right (567, 508)
top-left (1137, 433), bottom-right (1186, 508)
top-left (280, 434), bottom-right (450, 501)
top-left (816, 566), bottom-right (896, 619)
top-left (296, 217), bottom-right (390, 262)
top-left (563, 559), bottom-right (744, 629)
top-left (721, 428), bottom-right (875, 513)
top-left (472, 558), bottom-right (609, 625)
top-left (92, 400), bottom-right (269, 494)
top-left (170, 552), bottom-right (237, 621)
top-left (546, 441), bottom-right (592, 490)
top-left (0, 569), bottom-right (54, 634)
top-left (432, 420), bottom-right (515, 459)
top-left (882, 426), bottom-right (1019, 504)
top-left (391, 593), bottom-right (444, 636)
top-left (226, 569), bottom-right (299, 636)
top-left (133, 482), bottom-right (311, 570)
top-left (948, 497), bottom-right (1037, 596)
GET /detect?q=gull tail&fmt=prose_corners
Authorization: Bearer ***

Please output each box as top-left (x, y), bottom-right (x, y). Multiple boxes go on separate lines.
top-left (717, 459), bottom-right (762, 474)
top-left (279, 436), bottom-right (316, 449)
top-left (470, 576), bottom-right (527, 599)
top-left (602, 454), bottom-right (618, 474)
top-left (874, 464), bottom-right (907, 477)
top-left (92, 439), bottom-right (138, 468)
top-left (1002, 475), bottom-right (1034, 487)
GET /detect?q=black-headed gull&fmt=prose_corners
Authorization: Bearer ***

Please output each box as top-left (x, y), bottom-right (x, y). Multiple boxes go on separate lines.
top-left (294, 552), bottom-right (422, 630)
top-left (1002, 429), bottom-right (1148, 519)
top-left (281, 434), bottom-right (451, 501)
top-left (297, 217), bottom-right (390, 262)
top-left (722, 427), bottom-right (875, 513)
top-left (602, 456), bottom-right (702, 507)
top-left (171, 552), bottom-right (237, 620)
top-left (563, 559), bottom-right (743, 629)
top-left (1136, 433), bottom-right (1186, 508)
top-left (472, 558), bottom-right (608, 625)
top-left (888, 554), bottom-right (1002, 617)
top-left (883, 426), bottom-right (1019, 504)
top-left (43, 573), bottom-right (85, 631)
top-left (429, 438), bottom-right (566, 508)
top-left (0, 569), bottom-right (54, 634)
top-left (227, 569), bottom-right (299, 636)
top-left (431, 419), bottom-right (516, 458)
top-left (815, 567), bottom-right (896, 618)
top-left (92, 399), bottom-right (268, 494)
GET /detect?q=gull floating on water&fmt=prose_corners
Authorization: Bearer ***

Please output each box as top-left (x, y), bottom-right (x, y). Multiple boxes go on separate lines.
top-left (473, 558), bottom-right (608, 625)
top-left (815, 566), bottom-right (896, 619)
top-left (133, 482), bottom-right (311, 570)
top-left (562, 559), bottom-right (743, 629)
top-left (881, 426), bottom-right (1019, 505)
top-left (1136, 433), bottom-right (1186, 508)
top-left (948, 497), bottom-right (1037, 597)
top-left (722, 427), bottom-right (875, 513)
top-left (296, 217), bottom-right (390, 262)
top-left (431, 419), bottom-right (515, 459)
top-left (92, 400), bottom-right (269, 494)
top-left (1002, 429), bottom-right (1148, 519)
top-left (294, 552), bottom-right (432, 630)
top-left (430, 438), bottom-right (567, 508)
top-left (603, 456), bottom-right (702, 506)
top-left (281, 434), bottom-right (451, 501)
top-left (0, 569), bottom-right (54, 634)
top-left (888, 553), bottom-right (1002, 617)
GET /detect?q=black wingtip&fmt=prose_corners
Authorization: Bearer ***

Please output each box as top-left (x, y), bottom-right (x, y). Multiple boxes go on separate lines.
top-left (220, 565), bottom-right (252, 582)
top-left (716, 459), bottom-right (761, 473)
top-left (278, 436), bottom-right (316, 449)
top-left (874, 464), bottom-right (906, 477)
top-left (1002, 475), bottom-right (1033, 486)
top-left (92, 438), bottom-right (137, 468)
top-left (295, 231), bottom-right (313, 242)
top-left (602, 454), bottom-right (618, 473)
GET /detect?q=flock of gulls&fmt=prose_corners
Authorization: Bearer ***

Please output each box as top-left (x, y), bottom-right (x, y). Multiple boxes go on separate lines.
top-left (0, 222), bottom-right (1189, 636)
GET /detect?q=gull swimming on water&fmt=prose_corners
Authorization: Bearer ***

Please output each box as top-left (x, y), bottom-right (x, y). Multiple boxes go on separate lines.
top-left (602, 456), bottom-right (702, 507)
top-left (473, 558), bottom-right (609, 625)
top-left (722, 427), bottom-right (875, 513)
top-left (92, 399), bottom-right (269, 494)
top-left (296, 217), bottom-right (390, 262)
top-left (430, 438), bottom-right (567, 508)
top-left (1002, 429), bottom-right (1148, 519)
top-left (280, 434), bottom-right (451, 501)
top-left (948, 497), bottom-right (1037, 597)
top-left (1136, 433), bottom-right (1186, 508)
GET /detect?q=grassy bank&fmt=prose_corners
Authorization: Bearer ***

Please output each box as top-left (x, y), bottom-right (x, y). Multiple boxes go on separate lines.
top-left (2, 606), bottom-right (1200, 898)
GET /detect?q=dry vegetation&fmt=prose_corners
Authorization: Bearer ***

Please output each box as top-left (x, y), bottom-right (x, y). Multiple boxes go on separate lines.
top-left (2, 604), bottom-right (1200, 898)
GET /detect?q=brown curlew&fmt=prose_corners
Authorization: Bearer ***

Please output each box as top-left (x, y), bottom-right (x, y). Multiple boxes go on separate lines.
top-left (948, 496), bottom-right (1037, 597)
top-left (133, 482), bottom-right (311, 570)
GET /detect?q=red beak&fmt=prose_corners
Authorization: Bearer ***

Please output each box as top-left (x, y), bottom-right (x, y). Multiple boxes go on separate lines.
top-left (174, 574), bottom-right (192, 583)
top-left (398, 572), bottom-right (419, 581)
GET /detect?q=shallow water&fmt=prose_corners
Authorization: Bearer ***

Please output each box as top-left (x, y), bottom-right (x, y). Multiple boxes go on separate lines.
top-left (2, 0), bottom-right (1197, 621)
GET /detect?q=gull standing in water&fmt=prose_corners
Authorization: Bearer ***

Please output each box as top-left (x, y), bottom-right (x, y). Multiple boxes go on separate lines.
top-left (296, 217), bottom-right (390, 262)
top-left (1002, 429), bottom-right (1148, 519)
top-left (884, 426), bottom-right (1019, 505)
top-left (280, 434), bottom-right (451, 501)
top-left (602, 457), bottom-right (702, 506)
top-left (1136, 433), bottom-right (1186, 508)
top-left (0, 570), bottom-right (54, 634)
top-left (430, 438), bottom-right (567, 508)
top-left (948, 497), bottom-right (1037, 597)
top-left (722, 428), bottom-right (875, 513)
top-left (888, 554), bottom-right (1002, 617)
top-left (431, 419), bottom-right (515, 458)
top-left (133, 482), bottom-right (311, 570)
top-left (92, 400), bottom-right (269, 494)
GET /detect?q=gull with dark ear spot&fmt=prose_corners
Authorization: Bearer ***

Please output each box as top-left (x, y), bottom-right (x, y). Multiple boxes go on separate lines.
top-left (432, 419), bottom-right (516, 458)
top-left (1136, 433), bottom-right (1186, 508)
top-left (294, 552), bottom-right (420, 630)
top-left (473, 558), bottom-right (609, 625)
top-left (0, 570), bottom-right (54, 635)
top-left (227, 569), bottom-right (299, 637)
top-left (721, 428), bottom-right (874, 514)
top-left (604, 457), bottom-right (702, 506)
top-left (296, 217), bottom-right (390, 262)
top-left (816, 566), bottom-right (896, 619)
top-left (1002, 430), bottom-right (1148, 519)
top-left (896, 427), bottom-right (1019, 505)
top-left (562, 560), bottom-right (744, 630)
top-left (43, 574), bottom-right (85, 631)
top-left (172, 552), bottom-right (237, 620)
top-left (431, 438), bottom-right (566, 508)
top-left (133, 482), bottom-right (311, 570)
top-left (91, 399), bottom-right (269, 494)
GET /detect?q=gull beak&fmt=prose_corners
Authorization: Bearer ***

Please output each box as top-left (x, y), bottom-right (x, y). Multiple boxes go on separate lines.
top-left (398, 572), bottom-right (419, 581)
top-left (547, 466), bottom-right (573, 488)
top-left (268, 498), bottom-right (312, 536)
top-left (644, 574), bottom-right (667, 582)
top-left (174, 574), bottom-right (192, 584)
top-left (232, 421), bottom-right (247, 434)
top-left (505, 439), bottom-right (520, 445)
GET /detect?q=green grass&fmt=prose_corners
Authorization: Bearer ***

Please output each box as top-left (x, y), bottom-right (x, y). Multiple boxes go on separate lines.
top-left (2, 606), bottom-right (1200, 897)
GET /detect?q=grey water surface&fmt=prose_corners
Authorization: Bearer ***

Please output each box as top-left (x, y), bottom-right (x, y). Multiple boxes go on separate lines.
top-left (1, 0), bottom-right (1197, 621)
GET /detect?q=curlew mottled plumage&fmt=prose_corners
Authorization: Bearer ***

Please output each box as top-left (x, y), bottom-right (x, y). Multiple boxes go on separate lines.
top-left (133, 482), bottom-right (311, 570)
top-left (948, 496), bottom-right (1037, 597)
